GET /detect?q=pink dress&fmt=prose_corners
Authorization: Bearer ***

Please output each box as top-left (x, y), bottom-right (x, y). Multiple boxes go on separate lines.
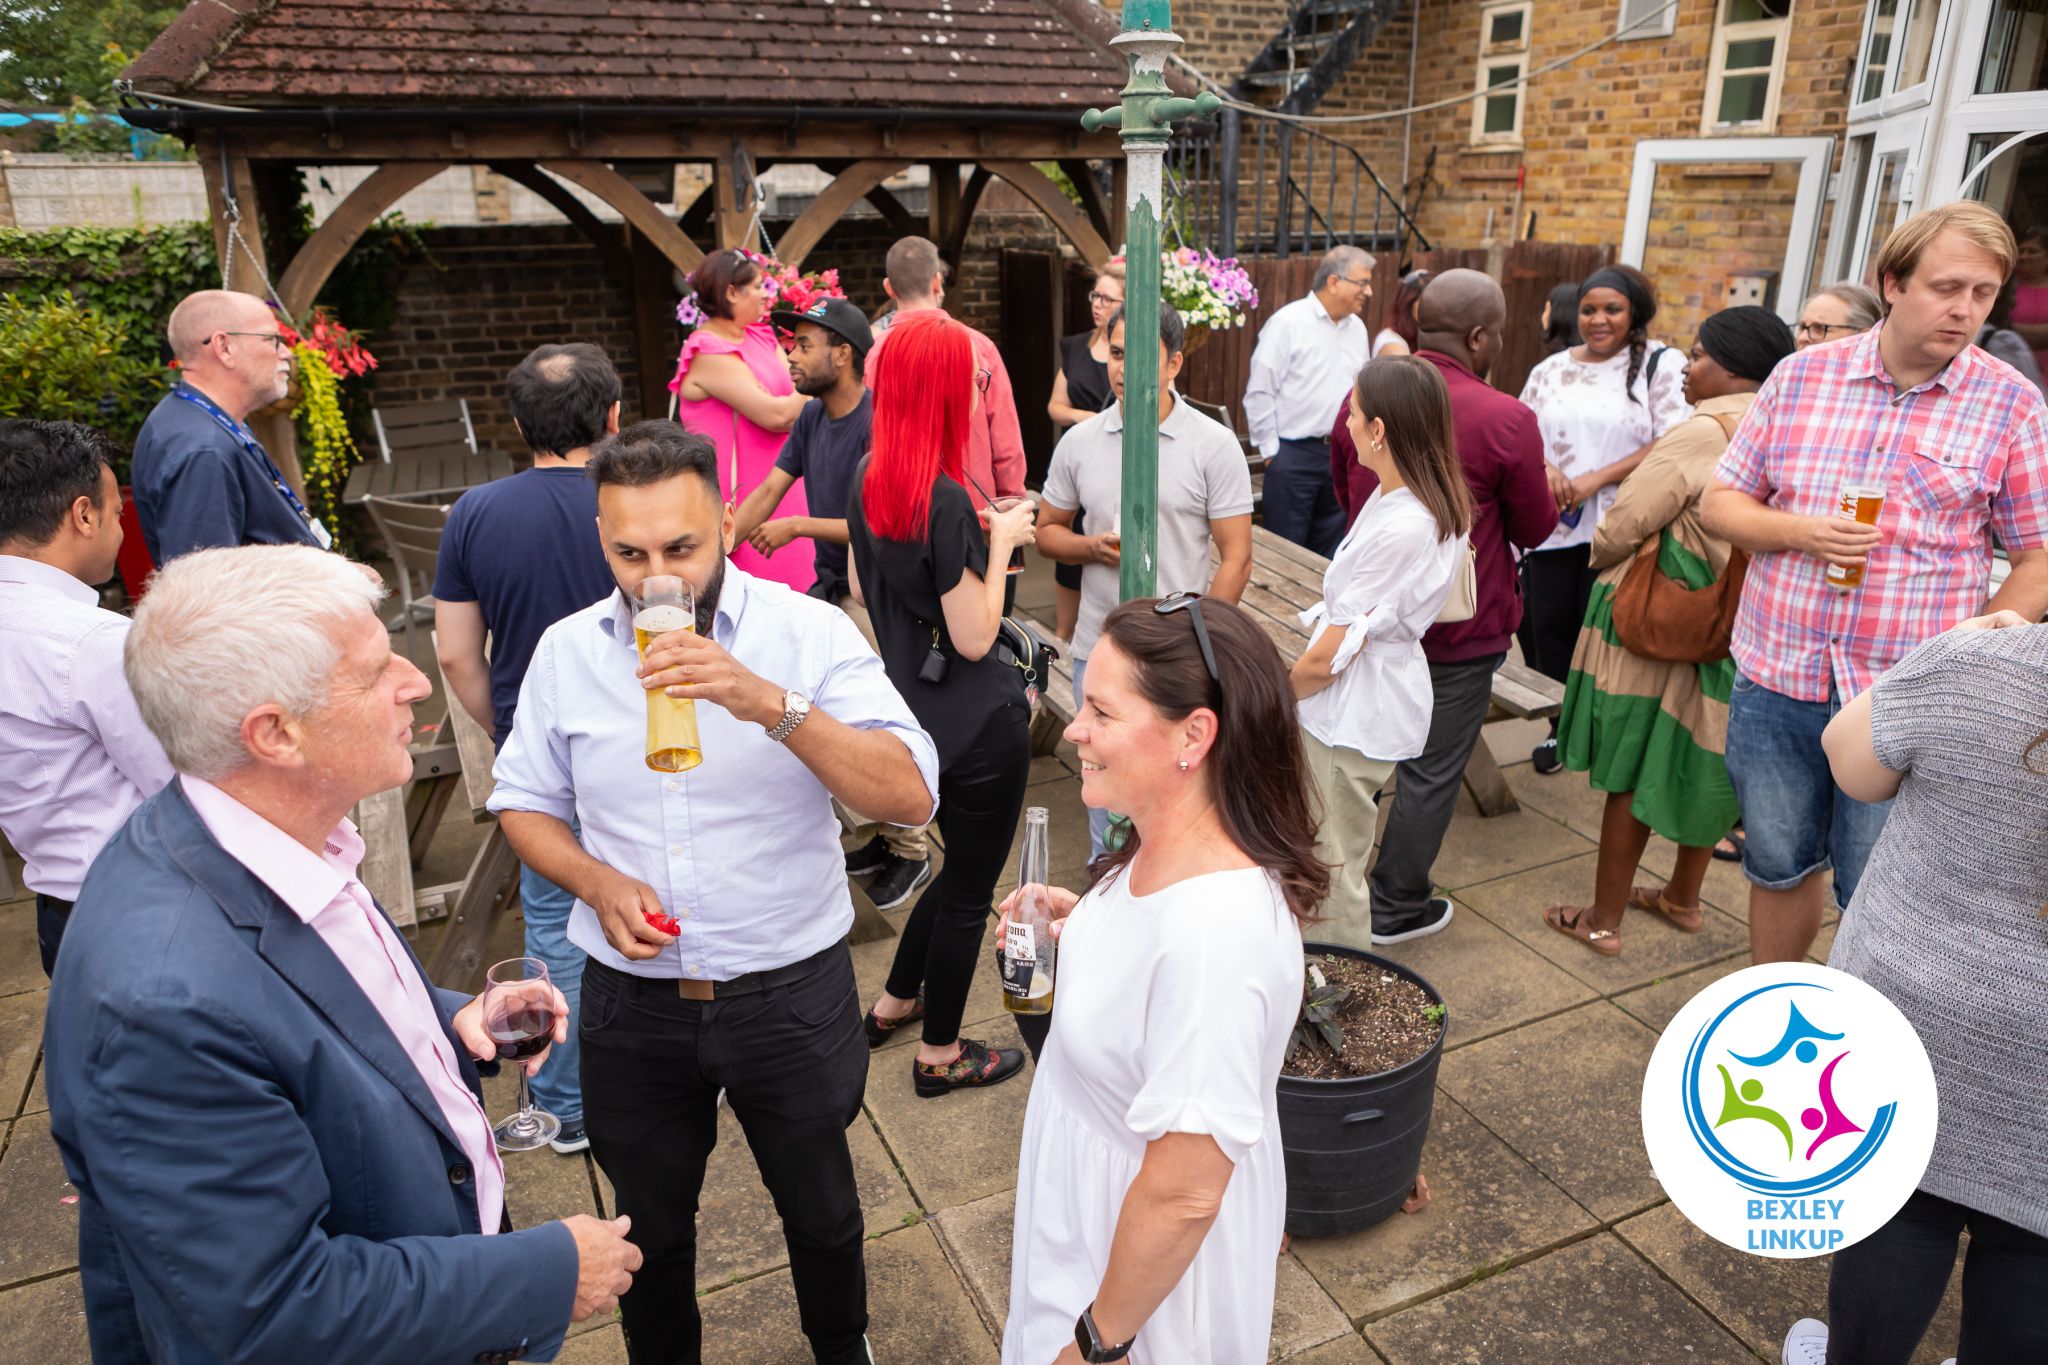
top-left (2013, 281), bottom-right (2048, 385)
top-left (670, 322), bottom-right (814, 591)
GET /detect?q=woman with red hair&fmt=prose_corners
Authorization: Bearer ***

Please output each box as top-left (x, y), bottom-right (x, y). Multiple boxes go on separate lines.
top-left (847, 311), bottom-right (1038, 1097)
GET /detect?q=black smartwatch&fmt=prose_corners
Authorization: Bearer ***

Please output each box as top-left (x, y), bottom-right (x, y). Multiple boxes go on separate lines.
top-left (1074, 1304), bottom-right (1135, 1362)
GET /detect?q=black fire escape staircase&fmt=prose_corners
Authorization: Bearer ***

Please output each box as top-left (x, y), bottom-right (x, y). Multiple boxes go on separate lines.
top-left (1170, 0), bottom-right (1426, 258)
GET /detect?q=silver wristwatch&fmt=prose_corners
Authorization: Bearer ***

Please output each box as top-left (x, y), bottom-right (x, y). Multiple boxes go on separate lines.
top-left (766, 689), bottom-right (812, 744)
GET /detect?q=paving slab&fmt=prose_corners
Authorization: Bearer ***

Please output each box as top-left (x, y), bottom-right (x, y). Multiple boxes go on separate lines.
top-left (0, 1269), bottom-right (88, 1364)
top-left (1428, 790), bottom-right (1595, 892)
top-left (1637, 834), bottom-right (1758, 922)
top-left (1479, 717), bottom-right (1552, 770)
top-left (1284, 1332), bottom-right (1383, 1364)
top-left (1290, 1093), bottom-right (1597, 1323)
top-left (1503, 762), bottom-right (1607, 843)
top-left (1615, 1202), bottom-right (1966, 1365)
top-left (863, 1015), bottom-right (1034, 1211)
top-left (929, 1187), bottom-right (1015, 1328)
top-left (0, 902), bottom-right (44, 1000)
top-left (1269, 1253), bottom-right (1357, 1358)
top-left (1028, 752), bottom-right (1076, 786)
top-left (0, 1116), bottom-right (76, 1288)
top-left (1366, 901), bottom-right (1596, 1051)
top-left (1457, 852), bottom-right (1750, 994)
top-left (23, 1061), bottom-right (43, 1120)
top-left (0, 989), bottom-right (45, 1120)
top-left (554, 1322), bottom-right (628, 1363)
top-left (696, 1224), bottom-right (999, 1364)
top-left (1367, 1233), bottom-right (1755, 1364)
top-left (1613, 958), bottom-right (1751, 1034)
top-left (1436, 1003), bottom-right (1667, 1223)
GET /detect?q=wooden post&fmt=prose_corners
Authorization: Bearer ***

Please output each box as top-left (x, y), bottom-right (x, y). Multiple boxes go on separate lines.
top-left (628, 228), bottom-right (678, 423)
top-left (713, 139), bottom-right (759, 252)
top-left (929, 161), bottom-right (961, 245)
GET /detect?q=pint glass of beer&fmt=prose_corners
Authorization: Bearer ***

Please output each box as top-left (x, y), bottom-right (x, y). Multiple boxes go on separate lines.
top-left (635, 575), bottom-right (702, 773)
top-left (1825, 482), bottom-right (1886, 590)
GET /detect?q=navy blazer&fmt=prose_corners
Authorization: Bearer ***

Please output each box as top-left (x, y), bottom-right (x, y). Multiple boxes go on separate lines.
top-left (43, 781), bottom-right (580, 1364)
top-left (131, 386), bottom-right (325, 565)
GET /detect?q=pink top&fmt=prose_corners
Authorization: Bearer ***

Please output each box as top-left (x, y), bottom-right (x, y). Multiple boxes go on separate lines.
top-left (2013, 280), bottom-right (2048, 384)
top-left (182, 775), bottom-right (506, 1232)
top-left (869, 310), bottom-right (1027, 501)
top-left (671, 322), bottom-right (813, 591)
top-left (1716, 323), bottom-right (2048, 702)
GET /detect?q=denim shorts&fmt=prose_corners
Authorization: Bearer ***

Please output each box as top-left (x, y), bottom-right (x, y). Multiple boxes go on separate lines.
top-left (1723, 670), bottom-right (1892, 909)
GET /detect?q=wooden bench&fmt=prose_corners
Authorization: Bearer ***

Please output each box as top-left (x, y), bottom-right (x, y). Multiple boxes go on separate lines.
top-left (1027, 525), bottom-right (1563, 817)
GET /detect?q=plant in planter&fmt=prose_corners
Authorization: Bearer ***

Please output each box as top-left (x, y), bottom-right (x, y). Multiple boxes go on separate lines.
top-left (275, 307), bottom-right (377, 551)
top-left (1277, 944), bottom-right (1446, 1237)
top-left (1159, 247), bottom-right (1259, 353)
top-left (675, 251), bottom-right (847, 332)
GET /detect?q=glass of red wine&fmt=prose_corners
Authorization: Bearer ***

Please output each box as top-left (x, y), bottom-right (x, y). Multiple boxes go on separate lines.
top-left (483, 956), bottom-right (561, 1152)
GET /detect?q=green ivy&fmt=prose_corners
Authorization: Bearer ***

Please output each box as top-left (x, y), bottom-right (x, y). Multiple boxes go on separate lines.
top-left (0, 294), bottom-right (167, 480)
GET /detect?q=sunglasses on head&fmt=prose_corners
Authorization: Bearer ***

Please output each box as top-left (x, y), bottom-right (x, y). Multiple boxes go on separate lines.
top-left (1154, 591), bottom-right (1221, 692)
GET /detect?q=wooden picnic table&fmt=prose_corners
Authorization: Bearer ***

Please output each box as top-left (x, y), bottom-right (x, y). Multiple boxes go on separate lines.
top-left (342, 450), bottom-right (516, 506)
top-left (1028, 525), bottom-right (1564, 817)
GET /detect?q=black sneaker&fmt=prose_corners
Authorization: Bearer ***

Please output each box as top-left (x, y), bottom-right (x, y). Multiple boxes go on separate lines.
top-left (548, 1120), bottom-right (589, 1155)
top-left (868, 854), bottom-right (933, 910)
top-left (913, 1037), bottom-right (1026, 1098)
top-left (1372, 896), bottom-right (1455, 946)
top-left (1531, 737), bottom-right (1562, 774)
top-left (844, 834), bottom-right (890, 877)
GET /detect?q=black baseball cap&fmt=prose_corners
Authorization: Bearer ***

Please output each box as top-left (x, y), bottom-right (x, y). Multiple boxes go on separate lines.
top-left (771, 297), bottom-right (873, 357)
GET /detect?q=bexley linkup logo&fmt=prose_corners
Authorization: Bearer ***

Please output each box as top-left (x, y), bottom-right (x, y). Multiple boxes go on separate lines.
top-left (1641, 964), bottom-right (1938, 1258)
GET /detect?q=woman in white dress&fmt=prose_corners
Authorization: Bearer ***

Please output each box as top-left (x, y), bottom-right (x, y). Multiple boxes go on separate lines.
top-left (1516, 265), bottom-right (1691, 773)
top-left (999, 595), bottom-right (1327, 1365)
top-left (1369, 267), bottom-right (1430, 359)
top-left (1292, 355), bottom-right (1473, 948)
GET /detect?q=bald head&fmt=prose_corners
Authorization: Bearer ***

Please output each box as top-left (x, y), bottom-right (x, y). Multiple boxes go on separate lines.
top-left (1416, 269), bottom-right (1507, 379)
top-left (166, 290), bottom-right (273, 363)
top-left (164, 289), bottom-right (292, 420)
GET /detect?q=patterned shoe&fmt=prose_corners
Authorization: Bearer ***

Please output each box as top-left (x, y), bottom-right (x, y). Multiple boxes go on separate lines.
top-left (913, 1037), bottom-right (1026, 1098)
top-left (865, 995), bottom-right (925, 1049)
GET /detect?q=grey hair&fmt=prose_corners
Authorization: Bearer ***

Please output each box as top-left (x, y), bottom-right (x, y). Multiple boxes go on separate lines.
top-left (1106, 300), bottom-right (1187, 359)
top-left (1312, 245), bottom-right (1374, 292)
top-left (125, 545), bottom-right (385, 780)
top-left (1810, 281), bottom-right (1883, 332)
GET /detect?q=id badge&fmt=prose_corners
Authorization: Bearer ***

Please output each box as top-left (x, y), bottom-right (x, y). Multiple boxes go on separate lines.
top-left (308, 517), bottom-right (335, 550)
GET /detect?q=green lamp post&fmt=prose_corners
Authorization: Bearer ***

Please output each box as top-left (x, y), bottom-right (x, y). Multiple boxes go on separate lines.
top-left (1082, 1), bottom-right (1219, 601)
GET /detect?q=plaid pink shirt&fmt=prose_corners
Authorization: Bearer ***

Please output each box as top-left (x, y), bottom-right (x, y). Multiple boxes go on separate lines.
top-left (1716, 324), bottom-right (2048, 702)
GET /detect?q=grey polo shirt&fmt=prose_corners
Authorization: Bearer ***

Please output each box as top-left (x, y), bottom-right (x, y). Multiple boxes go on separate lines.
top-left (1042, 393), bottom-right (1255, 661)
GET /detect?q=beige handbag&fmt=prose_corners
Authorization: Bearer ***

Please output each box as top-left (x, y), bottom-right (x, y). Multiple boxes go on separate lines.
top-left (1433, 544), bottom-right (1478, 625)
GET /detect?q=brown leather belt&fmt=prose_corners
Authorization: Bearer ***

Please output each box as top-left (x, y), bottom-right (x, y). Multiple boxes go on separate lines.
top-left (594, 944), bottom-right (838, 1002)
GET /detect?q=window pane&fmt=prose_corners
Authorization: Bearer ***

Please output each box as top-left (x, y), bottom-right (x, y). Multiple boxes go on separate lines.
top-left (1859, 0), bottom-right (1898, 102)
top-left (1486, 62), bottom-right (1522, 88)
top-left (1489, 9), bottom-right (1525, 44)
top-left (1833, 134), bottom-right (1875, 280)
top-left (1896, 0), bottom-right (1939, 88)
top-left (1726, 37), bottom-right (1777, 70)
top-left (1716, 72), bottom-right (1773, 124)
top-left (1976, 0), bottom-right (2048, 95)
top-left (1483, 93), bottom-right (1519, 134)
top-left (1858, 152), bottom-right (1906, 287)
top-left (1726, 0), bottom-right (1791, 22)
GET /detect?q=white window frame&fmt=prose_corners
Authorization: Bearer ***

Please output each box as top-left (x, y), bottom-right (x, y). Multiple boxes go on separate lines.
top-left (1702, 0), bottom-right (1795, 135)
top-left (1850, 0), bottom-right (1955, 120)
top-left (1617, 0), bottom-right (1679, 41)
top-left (1621, 136), bottom-right (1837, 325)
top-left (1832, 114), bottom-right (1923, 286)
top-left (1470, 1), bottom-right (1532, 147)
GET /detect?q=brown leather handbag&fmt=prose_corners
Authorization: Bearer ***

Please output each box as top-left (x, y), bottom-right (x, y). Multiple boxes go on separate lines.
top-left (1609, 413), bottom-right (1746, 665)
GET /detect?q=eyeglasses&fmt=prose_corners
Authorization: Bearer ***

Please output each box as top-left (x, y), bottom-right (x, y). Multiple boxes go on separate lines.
top-left (214, 330), bottom-right (289, 352)
top-left (1795, 321), bottom-right (1854, 341)
top-left (1154, 591), bottom-right (1221, 693)
top-left (1089, 290), bottom-right (1123, 308)
top-left (975, 366), bottom-right (993, 396)
top-left (1339, 275), bottom-right (1372, 289)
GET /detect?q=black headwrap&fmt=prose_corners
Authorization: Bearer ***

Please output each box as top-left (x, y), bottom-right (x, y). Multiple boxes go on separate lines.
top-left (1697, 306), bottom-right (1795, 384)
top-left (1577, 267), bottom-right (1659, 403)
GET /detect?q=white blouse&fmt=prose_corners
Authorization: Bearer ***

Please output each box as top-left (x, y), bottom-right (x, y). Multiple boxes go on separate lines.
top-left (1297, 487), bottom-right (1467, 761)
top-left (1370, 327), bottom-right (1407, 358)
top-left (1518, 343), bottom-right (1692, 552)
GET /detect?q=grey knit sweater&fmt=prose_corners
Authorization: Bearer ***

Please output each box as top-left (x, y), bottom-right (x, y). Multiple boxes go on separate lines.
top-left (1829, 624), bottom-right (2048, 1237)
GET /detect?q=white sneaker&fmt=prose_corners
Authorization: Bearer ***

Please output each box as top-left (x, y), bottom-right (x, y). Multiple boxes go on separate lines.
top-left (1781, 1317), bottom-right (1828, 1365)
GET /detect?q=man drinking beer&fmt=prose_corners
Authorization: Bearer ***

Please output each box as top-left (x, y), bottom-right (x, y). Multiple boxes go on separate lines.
top-left (1703, 202), bottom-right (2048, 962)
top-left (489, 420), bottom-right (938, 1363)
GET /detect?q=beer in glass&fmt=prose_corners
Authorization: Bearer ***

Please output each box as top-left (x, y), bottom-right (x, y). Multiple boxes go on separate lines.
top-left (635, 575), bottom-right (702, 772)
top-left (1825, 482), bottom-right (1886, 590)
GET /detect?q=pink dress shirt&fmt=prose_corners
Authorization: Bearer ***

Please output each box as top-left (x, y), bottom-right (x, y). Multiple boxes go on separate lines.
top-left (869, 309), bottom-right (1027, 500)
top-left (182, 775), bottom-right (506, 1232)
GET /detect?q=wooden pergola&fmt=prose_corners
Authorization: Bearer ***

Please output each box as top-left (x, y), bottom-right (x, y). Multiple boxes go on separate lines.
top-left (122, 0), bottom-right (1185, 488)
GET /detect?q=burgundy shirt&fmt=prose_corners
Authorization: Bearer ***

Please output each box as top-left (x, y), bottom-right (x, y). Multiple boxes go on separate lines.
top-left (1330, 350), bottom-right (1558, 663)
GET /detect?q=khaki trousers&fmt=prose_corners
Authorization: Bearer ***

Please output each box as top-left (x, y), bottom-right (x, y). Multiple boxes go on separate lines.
top-left (1302, 729), bottom-right (1396, 950)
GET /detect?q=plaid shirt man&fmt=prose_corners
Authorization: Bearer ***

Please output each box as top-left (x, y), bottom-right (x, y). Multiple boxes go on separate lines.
top-left (1716, 323), bottom-right (2048, 702)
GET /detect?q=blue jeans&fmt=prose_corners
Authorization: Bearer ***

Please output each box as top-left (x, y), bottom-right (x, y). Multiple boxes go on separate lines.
top-left (519, 862), bottom-right (585, 1124)
top-left (1260, 437), bottom-right (1346, 559)
top-left (1724, 671), bottom-right (1892, 911)
top-left (1071, 653), bottom-right (1113, 863)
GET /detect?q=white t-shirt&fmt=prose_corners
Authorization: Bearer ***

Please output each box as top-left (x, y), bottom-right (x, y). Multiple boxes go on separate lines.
top-left (1042, 394), bottom-right (1255, 660)
top-left (1003, 864), bottom-right (1301, 1365)
top-left (1296, 487), bottom-right (1467, 760)
top-left (1518, 343), bottom-right (1691, 552)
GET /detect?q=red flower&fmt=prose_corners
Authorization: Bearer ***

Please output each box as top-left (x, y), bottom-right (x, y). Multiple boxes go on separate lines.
top-left (643, 909), bottom-right (681, 937)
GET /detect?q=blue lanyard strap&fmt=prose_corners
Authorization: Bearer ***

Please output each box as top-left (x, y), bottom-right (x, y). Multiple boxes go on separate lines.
top-left (173, 385), bottom-right (317, 523)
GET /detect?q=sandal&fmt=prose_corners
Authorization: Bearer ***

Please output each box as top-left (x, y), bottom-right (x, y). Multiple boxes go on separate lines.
top-left (1543, 903), bottom-right (1621, 956)
top-left (1628, 885), bottom-right (1704, 934)
top-left (1713, 826), bottom-right (1745, 863)
top-left (864, 994), bottom-right (924, 1049)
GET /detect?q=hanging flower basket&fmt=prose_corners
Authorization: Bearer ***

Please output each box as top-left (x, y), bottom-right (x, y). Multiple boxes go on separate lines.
top-left (676, 250), bottom-right (848, 340)
top-left (1160, 247), bottom-right (1259, 334)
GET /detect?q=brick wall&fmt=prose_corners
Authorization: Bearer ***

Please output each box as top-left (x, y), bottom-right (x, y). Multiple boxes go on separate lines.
top-left (362, 205), bottom-right (1059, 458)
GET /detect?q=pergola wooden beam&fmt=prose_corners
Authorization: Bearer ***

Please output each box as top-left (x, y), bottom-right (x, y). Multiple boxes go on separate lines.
top-left (489, 161), bottom-right (631, 282)
top-left (215, 126), bottom-right (1119, 166)
top-left (1058, 159), bottom-right (1114, 252)
top-left (776, 159), bottom-right (912, 268)
top-left (941, 165), bottom-right (994, 270)
top-left (538, 159), bottom-right (705, 274)
top-left (276, 160), bottom-right (447, 317)
top-left (981, 159), bottom-right (1112, 265)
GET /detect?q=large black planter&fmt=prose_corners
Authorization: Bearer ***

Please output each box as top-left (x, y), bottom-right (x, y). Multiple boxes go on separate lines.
top-left (1278, 943), bottom-right (1445, 1238)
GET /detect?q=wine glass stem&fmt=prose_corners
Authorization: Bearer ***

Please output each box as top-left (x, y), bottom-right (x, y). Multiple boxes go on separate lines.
top-left (513, 1065), bottom-right (538, 1133)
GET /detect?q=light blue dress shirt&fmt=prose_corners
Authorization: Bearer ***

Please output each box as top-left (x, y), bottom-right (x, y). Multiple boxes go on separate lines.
top-left (489, 566), bottom-right (939, 980)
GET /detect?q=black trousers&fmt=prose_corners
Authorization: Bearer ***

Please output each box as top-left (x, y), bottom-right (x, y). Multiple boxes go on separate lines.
top-left (1825, 1189), bottom-right (2048, 1363)
top-left (884, 704), bottom-right (1031, 1046)
top-left (1369, 654), bottom-right (1504, 932)
top-left (580, 948), bottom-right (870, 1365)
top-left (1262, 437), bottom-right (1346, 559)
top-left (37, 893), bottom-right (71, 978)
